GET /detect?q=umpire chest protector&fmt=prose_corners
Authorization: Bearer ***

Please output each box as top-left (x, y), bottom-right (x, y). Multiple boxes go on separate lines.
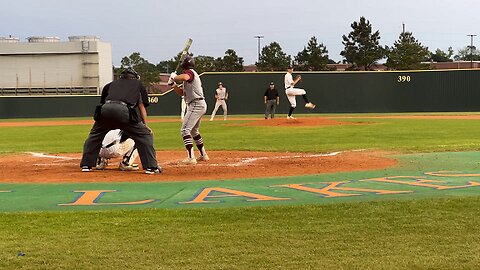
top-left (98, 78), bottom-right (149, 123)
top-left (104, 79), bottom-right (144, 106)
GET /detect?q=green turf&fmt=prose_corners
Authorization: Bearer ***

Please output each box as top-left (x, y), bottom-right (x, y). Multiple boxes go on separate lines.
top-left (2, 115), bottom-right (480, 154)
top-left (0, 197), bottom-right (478, 269)
top-left (1, 113), bottom-right (480, 269)
top-left (1, 151), bottom-right (480, 212)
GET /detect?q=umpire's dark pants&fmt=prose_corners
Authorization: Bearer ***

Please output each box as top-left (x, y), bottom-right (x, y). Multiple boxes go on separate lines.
top-left (80, 103), bottom-right (159, 169)
top-left (265, 99), bottom-right (277, 118)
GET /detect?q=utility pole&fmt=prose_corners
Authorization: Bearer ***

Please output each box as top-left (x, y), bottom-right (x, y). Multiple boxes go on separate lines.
top-left (254, 35), bottom-right (264, 64)
top-left (467, 34), bottom-right (477, 68)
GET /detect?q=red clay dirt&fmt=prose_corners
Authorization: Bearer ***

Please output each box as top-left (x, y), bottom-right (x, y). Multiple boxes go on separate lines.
top-left (0, 116), bottom-right (402, 183)
top-left (1, 114), bottom-right (480, 128)
top-left (0, 150), bottom-right (395, 183)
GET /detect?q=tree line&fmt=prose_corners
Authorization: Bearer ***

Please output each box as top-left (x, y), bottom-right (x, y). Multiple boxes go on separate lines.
top-left (118, 16), bottom-right (480, 86)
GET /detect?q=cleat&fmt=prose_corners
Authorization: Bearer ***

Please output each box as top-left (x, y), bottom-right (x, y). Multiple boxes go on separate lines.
top-left (287, 116), bottom-right (296, 120)
top-left (181, 157), bottom-right (197, 165)
top-left (119, 162), bottom-right (139, 171)
top-left (96, 158), bottom-right (108, 170)
top-left (81, 166), bottom-right (92, 172)
top-left (305, 102), bottom-right (316, 109)
top-left (145, 167), bottom-right (162, 174)
top-left (196, 154), bottom-right (210, 162)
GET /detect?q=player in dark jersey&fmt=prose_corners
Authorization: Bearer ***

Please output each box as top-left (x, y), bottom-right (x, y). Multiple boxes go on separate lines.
top-left (80, 68), bottom-right (161, 174)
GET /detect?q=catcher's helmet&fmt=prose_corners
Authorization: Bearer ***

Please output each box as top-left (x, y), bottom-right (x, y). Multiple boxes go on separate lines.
top-left (181, 55), bottom-right (195, 69)
top-left (120, 68), bottom-right (140, 79)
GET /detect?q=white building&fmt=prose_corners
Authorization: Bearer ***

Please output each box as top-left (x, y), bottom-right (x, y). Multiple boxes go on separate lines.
top-left (0, 35), bottom-right (112, 95)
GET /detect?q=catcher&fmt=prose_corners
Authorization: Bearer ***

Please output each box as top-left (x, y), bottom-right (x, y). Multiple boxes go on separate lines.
top-left (284, 65), bottom-right (316, 119)
top-left (96, 129), bottom-right (139, 171)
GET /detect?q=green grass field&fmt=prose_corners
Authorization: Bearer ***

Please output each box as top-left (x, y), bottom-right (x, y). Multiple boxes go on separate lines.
top-left (1, 114), bottom-right (480, 269)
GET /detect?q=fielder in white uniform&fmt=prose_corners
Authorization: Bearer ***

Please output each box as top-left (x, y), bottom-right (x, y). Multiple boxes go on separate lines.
top-left (96, 129), bottom-right (139, 171)
top-left (284, 66), bottom-right (316, 119)
top-left (210, 82), bottom-right (228, 121)
top-left (169, 55), bottom-right (209, 165)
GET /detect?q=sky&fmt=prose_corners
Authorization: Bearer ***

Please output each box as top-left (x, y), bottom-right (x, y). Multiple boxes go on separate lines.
top-left (2, 0), bottom-right (480, 66)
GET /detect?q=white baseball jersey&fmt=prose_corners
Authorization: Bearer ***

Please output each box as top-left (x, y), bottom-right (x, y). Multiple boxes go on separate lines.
top-left (98, 129), bottom-right (134, 159)
top-left (284, 71), bottom-right (306, 107)
top-left (183, 69), bottom-right (204, 103)
top-left (284, 72), bottom-right (294, 89)
top-left (216, 87), bottom-right (228, 99)
top-left (99, 129), bottom-right (122, 158)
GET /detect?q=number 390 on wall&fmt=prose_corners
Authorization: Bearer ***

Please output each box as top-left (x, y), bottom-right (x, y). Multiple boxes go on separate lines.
top-left (397, 75), bottom-right (411, 83)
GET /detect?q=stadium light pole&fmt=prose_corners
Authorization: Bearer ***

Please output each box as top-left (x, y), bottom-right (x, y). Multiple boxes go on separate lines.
top-left (254, 35), bottom-right (264, 63)
top-left (468, 34), bottom-right (477, 68)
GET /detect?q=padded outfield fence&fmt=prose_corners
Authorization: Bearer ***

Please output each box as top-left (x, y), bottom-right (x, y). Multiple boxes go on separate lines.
top-left (1, 69), bottom-right (480, 118)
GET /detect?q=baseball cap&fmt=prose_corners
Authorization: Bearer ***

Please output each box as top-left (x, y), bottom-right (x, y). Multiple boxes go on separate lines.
top-left (287, 65), bottom-right (293, 69)
top-left (218, 82), bottom-right (223, 85)
top-left (269, 82), bottom-right (274, 85)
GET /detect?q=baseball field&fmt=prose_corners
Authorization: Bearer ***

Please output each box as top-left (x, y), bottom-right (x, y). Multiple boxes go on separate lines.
top-left (1, 114), bottom-right (479, 269)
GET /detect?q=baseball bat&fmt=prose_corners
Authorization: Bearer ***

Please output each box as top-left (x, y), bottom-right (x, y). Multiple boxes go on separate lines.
top-left (159, 38), bottom-right (192, 96)
top-left (174, 38), bottom-right (193, 73)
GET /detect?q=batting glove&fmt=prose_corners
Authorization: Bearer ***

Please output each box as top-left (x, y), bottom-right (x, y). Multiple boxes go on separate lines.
top-left (168, 72), bottom-right (178, 86)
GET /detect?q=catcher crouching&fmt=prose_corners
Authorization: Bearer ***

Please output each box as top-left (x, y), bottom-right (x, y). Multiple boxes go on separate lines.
top-left (96, 129), bottom-right (139, 171)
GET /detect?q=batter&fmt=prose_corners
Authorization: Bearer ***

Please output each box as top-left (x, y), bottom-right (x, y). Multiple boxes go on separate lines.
top-left (168, 55), bottom-right (209, 165)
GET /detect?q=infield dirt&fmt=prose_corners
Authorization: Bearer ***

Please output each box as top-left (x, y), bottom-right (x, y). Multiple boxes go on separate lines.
top-left (0, 117), bottom-right (397, 183)
top-left (0, 150), bottom-right (395, 183)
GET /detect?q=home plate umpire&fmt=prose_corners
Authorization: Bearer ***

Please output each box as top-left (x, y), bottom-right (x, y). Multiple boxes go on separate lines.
top-left (79, 68), bottom-right (162, 174)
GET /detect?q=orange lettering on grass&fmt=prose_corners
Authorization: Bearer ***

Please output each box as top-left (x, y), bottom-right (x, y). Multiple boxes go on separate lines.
top-left (362, 176), bottom-right (480, 190)
top-left (179, 187), bottom-right (290, 204)
top-left (277, 182), bottom-right (412, 198)
top-left (58, 190), bottom-right (155, 206)
top-left (425, 171), bottom-right (480, 177)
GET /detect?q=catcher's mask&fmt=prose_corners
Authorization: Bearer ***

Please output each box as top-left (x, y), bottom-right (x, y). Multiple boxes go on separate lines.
top-left (120, 68), bottom-right (140, 79)
top-left (181, 55), bottom-right (195, 69)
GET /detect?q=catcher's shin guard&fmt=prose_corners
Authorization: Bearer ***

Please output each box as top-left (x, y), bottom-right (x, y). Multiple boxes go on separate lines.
top-left (122, 147), bottom-right (139, 166)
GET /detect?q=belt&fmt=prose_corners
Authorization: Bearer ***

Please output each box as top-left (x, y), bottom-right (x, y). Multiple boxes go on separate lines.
top-left (103, 141), bottom-right (116, 149)
top-left (105, 100), bottom-right (128, 106)
top-left (188, 98), bottom-right (204, 104)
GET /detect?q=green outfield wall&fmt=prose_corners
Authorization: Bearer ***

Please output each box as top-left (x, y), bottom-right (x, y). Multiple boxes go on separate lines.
top-left (1, 69), bottom-right (480, 118)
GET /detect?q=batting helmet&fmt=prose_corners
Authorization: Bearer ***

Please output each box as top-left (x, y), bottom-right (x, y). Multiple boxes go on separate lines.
top-left (120, 68), bottom-right (140, 79)
top-left (181, 55), bottom-right (195, 69)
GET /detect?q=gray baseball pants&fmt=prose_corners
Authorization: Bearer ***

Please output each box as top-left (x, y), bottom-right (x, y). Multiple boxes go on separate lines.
top-left (80, 103), bottom-right (159, 169)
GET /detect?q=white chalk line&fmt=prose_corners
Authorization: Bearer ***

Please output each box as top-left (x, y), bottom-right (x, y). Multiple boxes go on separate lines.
top-left (171, 149), bottom-right (366, 167)
top-left (26, 152), bottom-right (78, 166)
top-left (27, 149), bottom-right (366, 167)
top-left (27, 152), bottom-right (77, 160)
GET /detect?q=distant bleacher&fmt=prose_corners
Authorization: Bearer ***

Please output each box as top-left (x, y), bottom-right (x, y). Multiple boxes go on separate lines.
top-left (0, 87), bottom-right (98, 96)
